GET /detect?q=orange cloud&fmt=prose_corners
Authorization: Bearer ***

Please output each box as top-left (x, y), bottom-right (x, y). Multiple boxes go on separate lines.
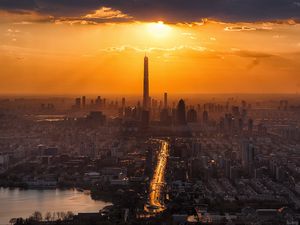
top-left (83, 7), bottom-right (132, 20)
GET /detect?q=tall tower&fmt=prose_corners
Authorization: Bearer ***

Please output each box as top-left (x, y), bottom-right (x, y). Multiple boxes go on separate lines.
top-left (241, 139), bottom-right (255, 174)
top-left (82, 96), bottom-right (86, 108)
top-left (143, 55), bottom-right (149, 109)
top-left (176, 99), bottom-right (186, 125)
top-left (164, 92), bottom-right (168, 109)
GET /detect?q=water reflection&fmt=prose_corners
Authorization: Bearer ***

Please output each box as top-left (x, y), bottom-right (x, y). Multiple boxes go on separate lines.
top-left (0, 188), bottom-right (111, 225)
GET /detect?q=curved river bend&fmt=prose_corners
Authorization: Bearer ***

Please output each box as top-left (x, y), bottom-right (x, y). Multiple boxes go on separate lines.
top-left (0, 188), bottom-right (111, 225)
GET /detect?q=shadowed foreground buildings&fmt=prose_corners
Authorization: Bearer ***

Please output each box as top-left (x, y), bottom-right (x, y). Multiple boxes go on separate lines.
top-left (3, 92), bottom-right (300, 225)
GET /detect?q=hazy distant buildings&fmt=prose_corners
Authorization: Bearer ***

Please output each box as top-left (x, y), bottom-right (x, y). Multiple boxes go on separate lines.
top-left (86, 111), bottom-right (106, 125)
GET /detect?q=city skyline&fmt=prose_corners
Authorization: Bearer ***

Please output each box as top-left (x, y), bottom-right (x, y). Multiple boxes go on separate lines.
top-left (1, 2), bottom-right (300, 225)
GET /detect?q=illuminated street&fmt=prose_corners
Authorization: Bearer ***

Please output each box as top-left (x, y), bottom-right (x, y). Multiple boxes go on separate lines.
top-left (146, 140), bottom-right (169, 214)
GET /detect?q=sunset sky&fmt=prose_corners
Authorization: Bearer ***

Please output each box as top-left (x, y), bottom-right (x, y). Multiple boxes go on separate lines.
top-left (1, 1), bottom-right (300, 95)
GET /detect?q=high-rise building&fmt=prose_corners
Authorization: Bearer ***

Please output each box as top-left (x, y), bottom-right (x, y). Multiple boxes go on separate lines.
top-left (248, 118), bottom-right (253, 133)
top-left (176, 99), bottom-right (186, 125)
top-left (164, 92), bottom-right (168, 109)
top-left (75, 98), bottom-right (81, 109)
top-left (241, 140), bottom-right (255, 173)
top-left (160, 108), bottom-right (171, 125)
top-left (225, 159), bottom-right (231, 178)
top-left (187, 108), bottom-right (197, 123)
top-left (122, 97), bottom-right (126, 109)
top-left (191, 140), bottom-right (201, 157)
top-left (82, 96), bottom-right (86, 108)
top-left (143, 56), bottom-right (150, 110)
top-left (96, 96), bottom-right (101, 106)
top-left (141, 110), bottom-right (150, 127)
top-left (229, 165), bottom-right (238, 180)
top-left (203, 110), bottom-right (209, 124)
top-left (238, 118), bottom-right (244, 132)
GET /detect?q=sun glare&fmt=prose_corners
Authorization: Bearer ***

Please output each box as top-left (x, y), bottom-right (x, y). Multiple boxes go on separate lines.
top-left (146, 21), bottom-right (172, 38)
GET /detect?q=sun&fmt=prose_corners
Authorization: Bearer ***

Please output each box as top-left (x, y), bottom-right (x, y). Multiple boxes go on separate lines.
top-left (146, 21), bottom-right (172, 38)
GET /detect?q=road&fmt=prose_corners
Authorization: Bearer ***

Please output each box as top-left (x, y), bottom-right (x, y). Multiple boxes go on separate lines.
top-left (145, 140), bottom-right (169, 213)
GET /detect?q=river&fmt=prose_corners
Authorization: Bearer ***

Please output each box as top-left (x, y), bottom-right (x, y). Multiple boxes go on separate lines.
top-left (0, 188), bottom-right (111, 225)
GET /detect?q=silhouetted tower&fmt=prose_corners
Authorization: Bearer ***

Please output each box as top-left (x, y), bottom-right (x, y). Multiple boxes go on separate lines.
top-left (75, 98), bottom-right (81, 109)
top-left (164, 92), bottom-right (168, 109)
top-left (82, 96), bottom-right (86, 108)
top-left (176, 99), bottom-right (186, 125)
top-left (187, 108), bottom-right (197, 123)
top-left (122, 97), bottom-right (126, 109)
top-left (143, 55), bottom-right (150, 109)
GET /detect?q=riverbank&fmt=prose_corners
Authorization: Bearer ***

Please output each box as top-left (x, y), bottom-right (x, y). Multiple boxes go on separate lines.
top-left (0, 187), bottom-right (112, 225)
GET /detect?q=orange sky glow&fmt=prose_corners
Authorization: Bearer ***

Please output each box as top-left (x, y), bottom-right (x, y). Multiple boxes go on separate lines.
top-left (1, 10), bottom-right (300, 95)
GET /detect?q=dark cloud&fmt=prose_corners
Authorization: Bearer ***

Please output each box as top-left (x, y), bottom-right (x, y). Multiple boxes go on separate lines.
top-left (0, 0), bottom-right (38, 12)
top-left (233, 50), bottom-right (275, 58)
top-left (247, 58), bottom-right (260, 70)
top-left (0, 0), bottom-right (300, 22)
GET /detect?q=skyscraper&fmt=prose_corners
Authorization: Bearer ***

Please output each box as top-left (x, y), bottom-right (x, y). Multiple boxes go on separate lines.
top-left (241, 139), bottom-right (255, 173)
top-left (75, 97), bottom-right (81, 109)
top-left (82, 96), bottom-right (86, 108)
top-left (164, 92), bottom-right (168, 109)
top-left (176, 99), bottom-right (186, 125)
top-left (187, 108), bottom-right (197, 123)
top-left (143, 55), bottom-right (150, 110)
top-left (121, 97), bottom-right (126, 109)
top-left (203, 110), bottom-right (209, 124)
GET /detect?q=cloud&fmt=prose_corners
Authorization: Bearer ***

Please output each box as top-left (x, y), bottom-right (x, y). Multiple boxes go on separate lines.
top-left (0, 0), bottom-right (300, 23)
top-left (181, 32), bottom-right (197, 40)
top-left (97, 45), bottom-right (279, 66)
top-left (247, 58), bottom-right (260, 70)
top-left (294, 2), bottom-right (300, 7)
top-left (83, 7), bottom-right (131, 20)
top-left (54, 19), bottom-right (98, 25)
top-left (99, 45), bottom-right (207, 54)
top-left (224, 26), bottom-right (257, 32)
top-left (229, 49), bottom-right (279, 70)
top-left (13, 21), bottom-right (34, 25)
top-left (230, 49), bottom-right (275, 58)
top-left (272, 34), bottom-right (286, 38)
top-left (0, 9), bottom-right (52, 23)
top-left (0, 0), bottom-right (38, 12)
